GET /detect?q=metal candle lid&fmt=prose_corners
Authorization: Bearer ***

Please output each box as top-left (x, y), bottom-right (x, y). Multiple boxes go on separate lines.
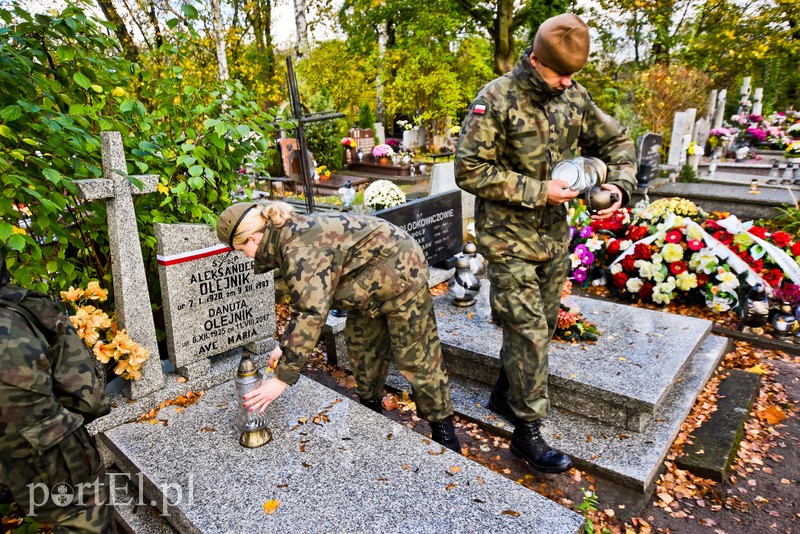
top-left (551, 157), bottom-right (607, 194)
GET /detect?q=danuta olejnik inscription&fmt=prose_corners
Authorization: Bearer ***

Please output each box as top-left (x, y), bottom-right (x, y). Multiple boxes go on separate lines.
top-left (155, 223), bottom-right (275, 370)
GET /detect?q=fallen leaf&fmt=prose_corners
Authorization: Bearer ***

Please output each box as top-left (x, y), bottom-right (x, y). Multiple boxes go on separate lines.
top-left (449, 466), bottom-right (461, 474)
top-left (446, 483), bottom-right (457, 491)
top-left (746, 364), bottom-right (768, 375)
top-left (263, 500), bottom-right (280, 514)
top-left (756, 405), bottom-right (786, 425)
top-left (501, 510), bottom-right (520, 517)
top-left (386, 433), bottom-right (393, 441)
top-left (476, 476), bottom-right (484, 486)
top-left (200, 427), bottom-right (215, 433)
top-left (176, 376), bottom-right (187, 383)
top-left (382, 395), bottom-right (398, 411)
top-left (302, 462), bottom-right (311, 468)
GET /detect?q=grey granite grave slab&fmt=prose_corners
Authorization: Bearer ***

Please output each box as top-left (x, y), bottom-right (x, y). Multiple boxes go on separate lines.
top-left (645, 181), bottom-right (794, 220)
top-left (433, 282), bottom-right (713, 431)
top-left (99, 377), bottom-right (583, 534)
top-left (429, 335), bottom-right (730, 493)
top-left (155, 222), bottom-right (275, 375)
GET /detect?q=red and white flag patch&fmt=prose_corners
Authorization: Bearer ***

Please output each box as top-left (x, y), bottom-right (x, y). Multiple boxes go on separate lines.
top-left (473, 104), bottom-right (486, 115)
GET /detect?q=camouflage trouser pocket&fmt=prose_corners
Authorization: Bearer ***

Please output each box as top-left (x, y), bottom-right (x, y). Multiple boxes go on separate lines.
top-left (488, 263), bottom-right (525, 325)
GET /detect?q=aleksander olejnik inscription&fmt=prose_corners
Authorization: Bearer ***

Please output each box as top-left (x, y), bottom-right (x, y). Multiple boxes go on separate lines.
top-left (155, 223), bottom-right (275, 371)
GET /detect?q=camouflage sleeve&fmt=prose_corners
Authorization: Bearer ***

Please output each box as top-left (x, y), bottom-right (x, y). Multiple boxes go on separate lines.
top-left (0, 313), bottom-right (84, 447)
top-left (274, 252), bottom-right (339, 386)
top-left (578, 99), bottom-right (637, 204)
top-left (455, 97), bottom-right (548, 209)
top-left (51, 319), bottom-right (110, 423)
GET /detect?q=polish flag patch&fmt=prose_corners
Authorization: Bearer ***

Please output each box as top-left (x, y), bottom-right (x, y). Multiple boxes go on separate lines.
top-left (473, 104), bottom-right (486, 115)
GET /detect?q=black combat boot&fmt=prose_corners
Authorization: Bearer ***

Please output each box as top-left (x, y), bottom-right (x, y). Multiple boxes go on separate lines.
top-left (511, 419), bottom-right (573, 474)
top-left (429, 416), bottom-right (461, 453)
top-left (360, 397), bottom-right (383, 414)
top-left (486, 368), bottom-right (517, 422)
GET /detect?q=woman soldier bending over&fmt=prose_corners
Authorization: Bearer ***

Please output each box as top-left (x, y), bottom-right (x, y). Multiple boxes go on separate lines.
top-left (216, 201), bottom-right (460, 452)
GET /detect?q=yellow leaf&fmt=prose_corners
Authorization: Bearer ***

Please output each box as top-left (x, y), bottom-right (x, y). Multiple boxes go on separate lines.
top-left (449, 466), bottom-right (461, 474)
top-left (757, 405), bottom-right (787, 425)
top-left (445, 483), bottom-right (457, 491)
top-left (263, 499), bottom-right (280, 514)
top-left (747, 364), bottom-right (768, 375)
top-left (157, 183), bottom-right (170, 195)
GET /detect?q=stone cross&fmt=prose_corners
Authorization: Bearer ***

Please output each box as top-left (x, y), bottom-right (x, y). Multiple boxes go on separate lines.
top-left (712, 90), bottom-right (727, 129)
top-left (752, 88), bottom-right (764, 117)
top-left (74, 131), bottom-right (164, 400)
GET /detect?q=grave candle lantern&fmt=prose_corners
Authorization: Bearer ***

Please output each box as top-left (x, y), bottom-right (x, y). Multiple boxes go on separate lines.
top-left (463, 241), bottom-right (485, 276)
top-left (742, 283), bottom-right (769, 335)
top-left (234, 355), bottom-right (273, 448)
top-left (771, 301), bottom-right (799, 340)
top-left (448, 256), bottom-right (481, 307)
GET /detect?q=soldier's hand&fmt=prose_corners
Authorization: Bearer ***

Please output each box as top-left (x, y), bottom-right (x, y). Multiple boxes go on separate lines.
top-left (243, 377), bottom-right (288, 414)
top-left (547, 179), bottom-right (580, 205)
top-left (267, 346), bottom-right (283, 370)
top-left (590, 183), bottom-right (624, 220)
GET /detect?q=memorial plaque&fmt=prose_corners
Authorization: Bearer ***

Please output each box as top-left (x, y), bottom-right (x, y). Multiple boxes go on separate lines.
top-left (350, 128), bottom-right (375, 155)
top-left (155, 223), bottom-right (275, 370)
top-left (636, 132), bottom-right (663, 187)
top-left (374, 190), bottom-right (462, 266)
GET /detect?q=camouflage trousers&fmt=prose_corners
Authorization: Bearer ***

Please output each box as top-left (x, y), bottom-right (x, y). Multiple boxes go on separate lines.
top-left (2, 427), bottom-right (112, 533)
top-left (488, 254), bottom-right (569, 422)
top-left (345, 286), bottom-right (454, 422)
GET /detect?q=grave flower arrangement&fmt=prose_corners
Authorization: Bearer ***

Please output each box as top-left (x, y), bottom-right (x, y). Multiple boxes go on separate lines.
top-left (364, 179), bottom-right (405, 211)
top-left (785, 142), bottom-right (800, 158)
top-left (61, 282), bottom-right (150, 380)
top-left (686, 142), bottom-right (704, 156)
top-left (708, 128), bottom-right (733, 148)
top-left (567, 202), bottom-right (631, 285)
top-left (316, 165), bottom-right (331, 180)
top-left (340, 137), bottom-right (356, 149)
top-left (555, 279), bottom-right (601, 342)
top-left (386, 138), bottom-right (401, 150)
top-left (397, 119), bottom-right (414, 131)
top-left (372, 144), bottom-right (394, 158)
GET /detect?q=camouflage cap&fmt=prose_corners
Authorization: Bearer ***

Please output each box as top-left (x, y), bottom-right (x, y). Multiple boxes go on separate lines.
top-left (216, 202), bottom-right (259, 247)
top-left (533, 13), bottom-right (590, 74)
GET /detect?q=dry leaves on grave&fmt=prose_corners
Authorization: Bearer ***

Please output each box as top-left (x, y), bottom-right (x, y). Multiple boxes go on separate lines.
top-left (136, 390), bottom-right (205, 423)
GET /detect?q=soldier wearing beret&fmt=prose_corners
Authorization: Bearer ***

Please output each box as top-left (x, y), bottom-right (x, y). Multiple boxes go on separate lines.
top-left (0, 250), bottom-right (112, 532)
top-left (215, 201), bottom-right (460, 452)
top-left (455, 13), bottom-right (637, 473)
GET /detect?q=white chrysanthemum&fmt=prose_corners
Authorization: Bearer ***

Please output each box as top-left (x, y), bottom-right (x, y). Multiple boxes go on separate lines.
top-left (651, 252), bottom-right (663, 265)
top-left (660, 276), bottom-right (677, 293)
top-left (636, 260), bottom-right (655, 280)
top-left (585, 236), bottom-right (603, 252)
top-left (661, 243), bottom-right (684, 263)
top-left (626, 277), bottom-right (644, 293)
top-left (676, 272), bottom-right (698, 291)
top-left (609, 263), bottom-right (623, 274)
top-left (652, 289), bottom-right (671, 305)
top-left (686, 224), bottom-right (704, 241)
top-left (619, 240), bottom-right (633, 251)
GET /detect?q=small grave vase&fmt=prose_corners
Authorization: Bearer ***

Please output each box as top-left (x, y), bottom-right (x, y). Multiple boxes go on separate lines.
top-left (417, 163), bottom-right (428, 174)
top-left (771, 301), bottom-right (799, 340)
top-left (234, 355), bottom-right (273, 448)
top-left (344, 148), bottom-right (353, 166)
top-left (448, 257), bottom-right (481, 307)
top-left (401, 153), bottom-right (411, 166)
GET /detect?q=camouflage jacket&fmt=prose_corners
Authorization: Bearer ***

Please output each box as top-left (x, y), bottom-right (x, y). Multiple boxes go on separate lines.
top-left (253, 213), bottom-right (428, 385)
top-left (0, 284), bottom-right (109, 464)
top-left (455, 51), bottom-right (637, 262)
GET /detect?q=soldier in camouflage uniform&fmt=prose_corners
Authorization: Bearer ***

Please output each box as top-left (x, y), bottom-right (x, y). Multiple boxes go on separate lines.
top-left (0, 251), bottom-right (112, 532)
top-left (455, 13), bottom-right (637, 473)
top-left (216, 201), bottom-right (460, 452)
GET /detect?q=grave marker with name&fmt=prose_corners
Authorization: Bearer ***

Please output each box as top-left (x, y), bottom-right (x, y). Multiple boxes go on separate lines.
top-left (636, 133), bottom-right (663, 187)
top-left (374, 190), bottom-right (462, 266)
top-left (350, 128), bottom-right (375, 155)
top-left (155, 223), bottom-right (275, 378)
top-left (668, 109), bottom-right (696, 167)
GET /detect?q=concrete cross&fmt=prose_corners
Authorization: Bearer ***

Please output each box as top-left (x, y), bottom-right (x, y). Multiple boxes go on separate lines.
top-left (74, 131), bottom-right (165, 400)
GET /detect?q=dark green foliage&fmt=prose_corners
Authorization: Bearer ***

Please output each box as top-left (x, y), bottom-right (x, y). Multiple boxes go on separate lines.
top-left (358, 104), bottom-right (375, 129)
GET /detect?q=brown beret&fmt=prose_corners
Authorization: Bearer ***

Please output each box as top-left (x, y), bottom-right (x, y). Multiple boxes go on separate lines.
top-left (533, 13), bottom-right (590, 74)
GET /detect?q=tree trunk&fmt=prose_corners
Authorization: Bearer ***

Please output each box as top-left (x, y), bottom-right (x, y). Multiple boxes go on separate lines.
top-left (95, 0), bottom-right (138, 63)
top-left (376, 20), bottom-right (388, 125)
top-left (211, 0), bottom-right (230, 81)
top-left (293, 0), bottom-right (309, 56)
top-left (492, 0), bottom-right (515, 75)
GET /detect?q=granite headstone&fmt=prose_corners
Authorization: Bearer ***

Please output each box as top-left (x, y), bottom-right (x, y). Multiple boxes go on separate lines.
top-left (155, 222), bottom-right (275, 378)
top-left (636, 132), bottom-right (663, 187)
top-left (350, 128), bottom-right (375, 155)
top-left (374, 190), bottom-right (462, 266)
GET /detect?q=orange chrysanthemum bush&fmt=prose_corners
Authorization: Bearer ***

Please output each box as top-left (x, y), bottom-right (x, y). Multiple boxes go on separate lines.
top-left (60, 282), bottom-right (149, 380)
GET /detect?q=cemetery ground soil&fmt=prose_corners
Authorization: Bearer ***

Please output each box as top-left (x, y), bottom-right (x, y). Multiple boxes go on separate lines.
top-left (294, 292), bottom-right (800, 534)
